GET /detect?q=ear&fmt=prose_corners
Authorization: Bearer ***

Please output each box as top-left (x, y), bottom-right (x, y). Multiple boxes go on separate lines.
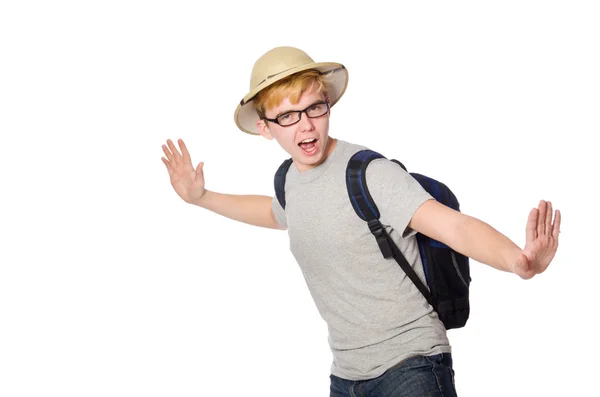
top-left (256, 119), bottom-right (273, 140)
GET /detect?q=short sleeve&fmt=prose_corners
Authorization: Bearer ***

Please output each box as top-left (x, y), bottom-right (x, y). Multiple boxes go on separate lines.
top-left (271, 195), bottom-right (288, 228)
top-left (365, 159), bottom-right (433, 238)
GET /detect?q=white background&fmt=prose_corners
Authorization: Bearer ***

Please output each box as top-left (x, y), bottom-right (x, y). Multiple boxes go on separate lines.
top-left (1, 1), bottom-right (598, 396)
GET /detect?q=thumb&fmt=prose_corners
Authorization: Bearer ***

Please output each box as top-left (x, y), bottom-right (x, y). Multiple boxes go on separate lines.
top-left (514, 253), bottom-right (532, 279)
top-left (196, 161), bottom-right (204, 176)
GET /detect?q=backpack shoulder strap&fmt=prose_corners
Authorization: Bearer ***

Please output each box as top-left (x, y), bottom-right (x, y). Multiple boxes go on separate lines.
top-left (346, 149), bottom-right (386, 222)
top-left (346, 149), bottom-right (395, 258)
top-left (346, 149), bottom-right (434, 307)
top-left (274, 158), bottom-right (293, 210)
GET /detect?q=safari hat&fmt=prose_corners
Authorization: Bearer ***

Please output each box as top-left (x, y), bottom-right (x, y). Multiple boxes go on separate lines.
top-left (234, 46), bottom-right (349, 135)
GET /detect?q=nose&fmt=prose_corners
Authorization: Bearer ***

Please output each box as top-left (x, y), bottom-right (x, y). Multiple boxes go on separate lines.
top-left (297, 111), bottom-right (315, 132)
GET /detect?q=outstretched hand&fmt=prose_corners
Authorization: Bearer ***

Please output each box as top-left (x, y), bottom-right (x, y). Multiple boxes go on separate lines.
top-left (513, 200), bottom-right (562, 279)
top-left (161, 139), bottom-right (206, 204)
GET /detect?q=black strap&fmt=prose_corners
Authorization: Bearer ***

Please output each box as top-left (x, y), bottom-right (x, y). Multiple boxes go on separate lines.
top-left (367, 218), bottom-right (433, 307)
top-left (274, 158), bottom-right (293, 209)
top-left (385, 228), bottom-right (434, 307)
top-left (368, 219), bottom-right (393, 259)
top-left (346, 150), bottom-right (435, 309)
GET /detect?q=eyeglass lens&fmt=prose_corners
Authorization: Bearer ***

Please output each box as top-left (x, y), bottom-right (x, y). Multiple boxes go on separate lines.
top-left (277, 102), bottom-right (329, 126)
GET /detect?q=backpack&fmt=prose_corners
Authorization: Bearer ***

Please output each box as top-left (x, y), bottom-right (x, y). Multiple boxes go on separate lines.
top-left (274, 149), bottom-right (471, 330)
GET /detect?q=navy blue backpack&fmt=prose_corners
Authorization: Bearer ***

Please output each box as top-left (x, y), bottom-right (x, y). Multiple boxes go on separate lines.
top-left (274, 149), bottom-right (471, 330)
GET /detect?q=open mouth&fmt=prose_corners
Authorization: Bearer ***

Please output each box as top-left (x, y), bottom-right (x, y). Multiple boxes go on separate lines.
top-left (298, 138), bottom-right (318, 155)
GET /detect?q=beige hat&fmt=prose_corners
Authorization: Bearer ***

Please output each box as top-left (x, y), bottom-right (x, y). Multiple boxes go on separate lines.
top-left (234, 46), bottom-right (349, 135)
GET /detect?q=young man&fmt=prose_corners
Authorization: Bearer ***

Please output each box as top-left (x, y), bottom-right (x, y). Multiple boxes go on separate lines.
top-left (161, 46), bottom-right (561, 397)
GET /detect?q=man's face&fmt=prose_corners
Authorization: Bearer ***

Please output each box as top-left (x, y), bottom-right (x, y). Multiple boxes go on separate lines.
top-left (257, 89), bottom-right (333, 172)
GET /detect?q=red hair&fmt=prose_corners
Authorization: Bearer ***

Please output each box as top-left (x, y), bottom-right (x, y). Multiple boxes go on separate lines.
top-left (254, 70), bottom-right (328, 117)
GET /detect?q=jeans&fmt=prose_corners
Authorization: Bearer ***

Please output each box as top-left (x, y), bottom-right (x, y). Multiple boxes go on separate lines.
top-left (330, 353), bottom-right (457, 397)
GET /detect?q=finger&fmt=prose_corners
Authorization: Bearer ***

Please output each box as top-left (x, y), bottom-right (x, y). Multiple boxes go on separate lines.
top-left (551, 209), bottom-right (562, 240)
top-left (179, 139), bottom-right (192, 164)
top-left (545, 201), bottom-right (553, 236)
top-left (526, 207), bottom-right (538, 243)
top-left (161, 157), bottom-right (173, 175)
top-left (162, 144), bottom-right (174, 163)
top-left (536, 200), bottom-right (546, 237)
top-left (167, 139), bottom-right (181, 164)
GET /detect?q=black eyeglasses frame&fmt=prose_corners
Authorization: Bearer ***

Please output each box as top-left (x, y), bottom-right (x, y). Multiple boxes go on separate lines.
top-left (262, 101), bottom-right (330, 127)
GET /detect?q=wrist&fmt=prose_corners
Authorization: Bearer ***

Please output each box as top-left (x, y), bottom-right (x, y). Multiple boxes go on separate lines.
top-left (192, 190), bottom-right (210, 208)
top-left (503, 246), bottom-right (522, 273)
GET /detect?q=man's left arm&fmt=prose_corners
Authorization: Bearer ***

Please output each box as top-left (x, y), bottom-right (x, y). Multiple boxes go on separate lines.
top-left (408, 199), bottom-right (561, 279)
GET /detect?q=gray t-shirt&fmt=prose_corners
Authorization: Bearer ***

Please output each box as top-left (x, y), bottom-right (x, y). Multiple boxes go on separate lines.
top-left (271, 139), bottom-right (451, 381)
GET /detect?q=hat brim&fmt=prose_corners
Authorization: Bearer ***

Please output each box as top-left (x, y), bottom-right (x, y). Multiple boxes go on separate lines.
top-left (234, 63), bottom-right (348, 135)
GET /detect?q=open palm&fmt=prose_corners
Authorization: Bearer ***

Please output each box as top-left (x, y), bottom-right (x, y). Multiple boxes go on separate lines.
top-left (514, 200), bottom-right (562, 279)
top-left (161, 139), bottom-right (206, 204)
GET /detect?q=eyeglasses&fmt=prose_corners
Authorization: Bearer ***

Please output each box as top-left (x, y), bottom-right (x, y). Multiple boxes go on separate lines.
top-left (262, 101), bottom-right (330, 127)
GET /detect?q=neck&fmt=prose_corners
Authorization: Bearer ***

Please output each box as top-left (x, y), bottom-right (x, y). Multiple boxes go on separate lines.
top-left (325, 137), bottom-right (337, 158)
top-left (313, 136), bottom-right (336, 168)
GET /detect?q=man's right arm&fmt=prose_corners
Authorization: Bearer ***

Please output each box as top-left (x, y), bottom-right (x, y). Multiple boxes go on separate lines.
top-left (193, 190), bottom-right (286, 230)
top-left (161, 138), bottom-right (286, 231)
